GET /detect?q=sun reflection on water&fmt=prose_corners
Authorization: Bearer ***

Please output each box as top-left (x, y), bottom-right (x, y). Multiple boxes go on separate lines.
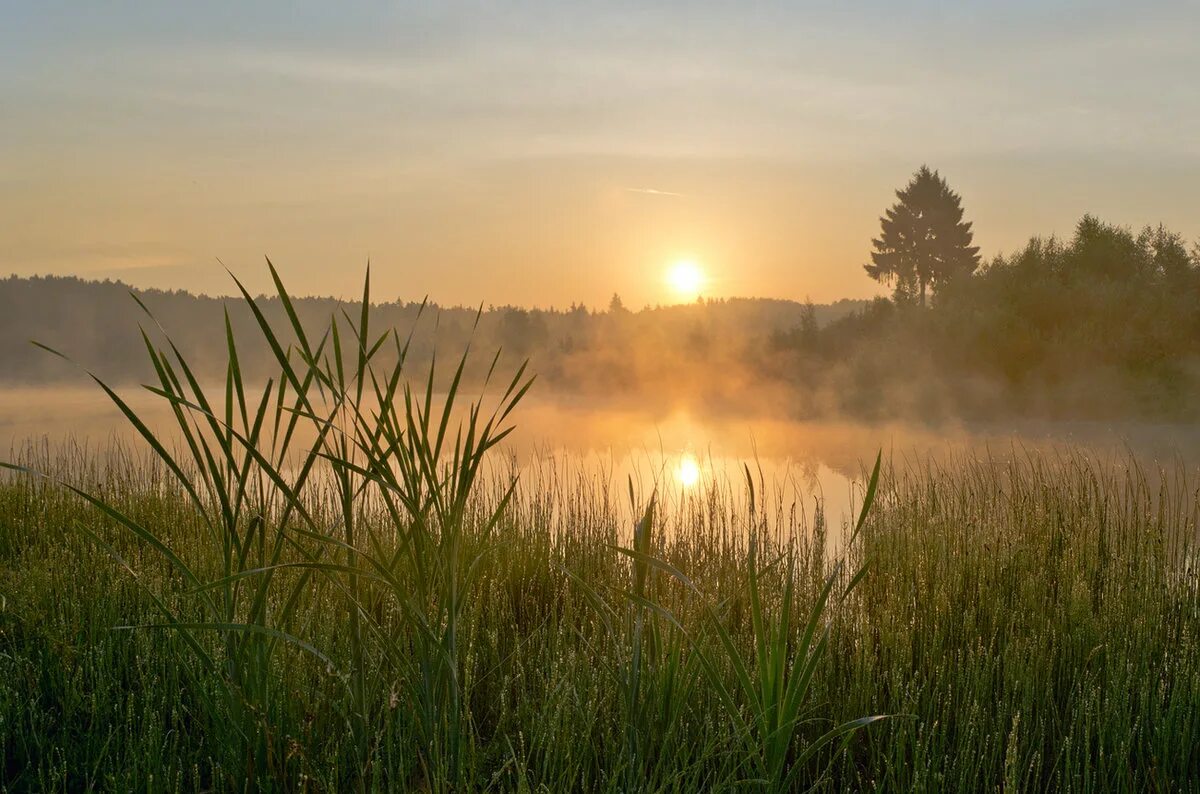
top-left (676, 453), bottom-right (701, 488)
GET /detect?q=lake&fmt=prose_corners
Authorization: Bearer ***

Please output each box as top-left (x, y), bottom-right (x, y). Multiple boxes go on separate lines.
top-left (4, 384), bottom-right (1200, 537)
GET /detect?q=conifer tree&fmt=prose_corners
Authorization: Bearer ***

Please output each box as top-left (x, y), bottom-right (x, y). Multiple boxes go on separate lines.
top-left (865, 166), bottom-right (980, 305)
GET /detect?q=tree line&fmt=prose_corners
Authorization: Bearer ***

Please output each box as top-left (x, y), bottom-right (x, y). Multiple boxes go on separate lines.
top-left (772, 166), bottom-right (1200, 420)
top-left (3, 166), bottom-right (1198, 421)
top-left (0, 274), bottom-right (862, 413)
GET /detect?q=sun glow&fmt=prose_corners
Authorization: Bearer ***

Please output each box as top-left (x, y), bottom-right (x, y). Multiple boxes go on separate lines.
top-left (666, 259), bottom-right (705, 301)
top-left (676, 453), bottom-right (702, 489)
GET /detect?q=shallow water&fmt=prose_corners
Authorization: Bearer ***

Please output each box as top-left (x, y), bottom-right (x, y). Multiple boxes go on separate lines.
top-left (6, 385), bottom-right (1200, 532)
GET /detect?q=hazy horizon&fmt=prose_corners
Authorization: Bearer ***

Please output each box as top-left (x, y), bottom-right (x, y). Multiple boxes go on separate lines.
top-left (5, 1), bottom-right (1200, 307)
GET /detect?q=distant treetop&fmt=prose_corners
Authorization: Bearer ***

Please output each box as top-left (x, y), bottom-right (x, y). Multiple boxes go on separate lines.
top-left (865, 165), bottom-right (980, 306)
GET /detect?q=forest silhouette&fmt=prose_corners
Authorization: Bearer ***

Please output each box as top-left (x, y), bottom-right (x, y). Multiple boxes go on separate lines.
top-left (4, 170), bottom-right (1199, 422)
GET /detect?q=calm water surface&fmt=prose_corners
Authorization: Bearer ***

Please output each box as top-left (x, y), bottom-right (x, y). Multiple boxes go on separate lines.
top-left (4, 385), bottom-right (1200, 530)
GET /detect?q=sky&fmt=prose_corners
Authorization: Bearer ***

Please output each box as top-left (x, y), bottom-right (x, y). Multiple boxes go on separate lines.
top-left (2, 1), bottom-right (1198, 307)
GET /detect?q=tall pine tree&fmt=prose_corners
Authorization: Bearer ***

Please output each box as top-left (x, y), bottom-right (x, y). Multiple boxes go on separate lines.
top-left (865, 166), bottom-right (980, 305)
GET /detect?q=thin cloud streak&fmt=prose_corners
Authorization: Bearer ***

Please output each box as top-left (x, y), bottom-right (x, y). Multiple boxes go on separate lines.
top-left (625, 187), bottom-right (686, 198)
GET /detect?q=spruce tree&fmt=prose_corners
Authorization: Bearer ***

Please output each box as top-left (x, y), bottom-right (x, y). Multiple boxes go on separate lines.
top-left (865, 166), bottom-right (980, 305)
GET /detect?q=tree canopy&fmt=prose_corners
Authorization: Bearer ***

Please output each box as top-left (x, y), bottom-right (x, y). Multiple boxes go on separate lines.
top-left (865, 166), bottom-right (980, 305)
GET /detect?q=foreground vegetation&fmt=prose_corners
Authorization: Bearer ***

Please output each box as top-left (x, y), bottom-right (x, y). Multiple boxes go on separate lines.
top-left (3, 443), bottom-right (1198, 791)
top-left (2, 268), bottom-right (1198, 791)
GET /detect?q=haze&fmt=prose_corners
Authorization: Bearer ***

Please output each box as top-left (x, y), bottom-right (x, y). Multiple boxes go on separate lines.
top-left (4, 1), bottom-right (1199, 307)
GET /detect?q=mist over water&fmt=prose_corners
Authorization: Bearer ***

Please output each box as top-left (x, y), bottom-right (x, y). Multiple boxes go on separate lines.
top-left (6, 384), bottom-right (1200, 532)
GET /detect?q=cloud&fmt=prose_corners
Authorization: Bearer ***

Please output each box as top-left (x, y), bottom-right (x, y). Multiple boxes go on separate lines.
top-left (625, 187), bottom-right (685, 198)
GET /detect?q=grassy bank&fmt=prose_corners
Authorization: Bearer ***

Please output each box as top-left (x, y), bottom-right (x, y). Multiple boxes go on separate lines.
top-left (1, 445), bottom-right (1197, 791)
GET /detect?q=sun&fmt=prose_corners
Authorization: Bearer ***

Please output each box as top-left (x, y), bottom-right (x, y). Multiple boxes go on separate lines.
top-left (676, 453), bottom-right (702, 489)
top-left (666, 259), bottom-right (705, 301)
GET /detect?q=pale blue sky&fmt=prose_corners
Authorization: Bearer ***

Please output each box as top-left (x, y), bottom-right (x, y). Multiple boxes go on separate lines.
top-left (2, 1), bottom-right (1197, 304)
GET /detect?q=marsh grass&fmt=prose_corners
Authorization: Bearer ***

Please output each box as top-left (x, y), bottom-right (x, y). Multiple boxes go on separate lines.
top-left (1, 266), bottom-right (1198, 791)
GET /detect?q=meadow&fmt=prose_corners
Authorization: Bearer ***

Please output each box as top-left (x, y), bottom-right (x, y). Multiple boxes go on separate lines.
top-left (1, 269), bottom-right (1198, 791)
